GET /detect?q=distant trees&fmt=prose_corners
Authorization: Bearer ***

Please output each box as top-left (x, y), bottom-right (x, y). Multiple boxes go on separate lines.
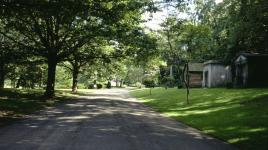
top-left (191, 0), bottom-right (268, 62)
top-left (0, 33), bottom-right (26, 88)
top-left (165, 0), bottom-right (267, 62)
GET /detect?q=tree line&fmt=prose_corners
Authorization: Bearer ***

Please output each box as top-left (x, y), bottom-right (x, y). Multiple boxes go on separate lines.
top-left (0, 0), bottom-right (266, 96)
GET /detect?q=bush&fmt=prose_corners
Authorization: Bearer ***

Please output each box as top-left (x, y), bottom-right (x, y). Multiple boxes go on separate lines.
top-left (106, 81), bottom-right (112, 89)
top-left (97, 84), bottom-right (103, 89)
top-left (88, 84), bottom-right (95, 89)
top-left (162, 77), bottom-right (175, 88)
top-left (142, 78), bottom-right (155, 88)
top-left (77, 83), bottom-right (86, 89)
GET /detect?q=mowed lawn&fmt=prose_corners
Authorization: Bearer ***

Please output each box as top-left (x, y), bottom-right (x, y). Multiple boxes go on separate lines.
top-left (130, 88), bottom-right (268, 150)
top-left (0, 88), bottom-right (93, 127)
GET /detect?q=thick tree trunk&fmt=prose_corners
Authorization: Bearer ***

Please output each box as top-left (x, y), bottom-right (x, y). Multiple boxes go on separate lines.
top-left (72, 63), bottom-right (80, 93)
top-left (0, 62), bottom-right (5, 88)
top-left (44, 58), bottom-right (57, 98)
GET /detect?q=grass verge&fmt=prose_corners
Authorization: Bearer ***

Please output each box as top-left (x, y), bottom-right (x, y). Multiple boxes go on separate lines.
top-left (130, 88), bottom-right (268, 150)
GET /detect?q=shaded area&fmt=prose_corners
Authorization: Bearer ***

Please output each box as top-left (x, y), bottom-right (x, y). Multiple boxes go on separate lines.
top-left (131, 88), bottom-right (268, 150)
top-left (0, 89), bottom-right (236, 150)
top-left (0, 88), bottom-right (86, 127)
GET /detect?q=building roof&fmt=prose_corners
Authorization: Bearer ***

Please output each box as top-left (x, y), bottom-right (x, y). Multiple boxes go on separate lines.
top-left (237, 52), bottom-right (268, 58)
top-left (235, 52), bottom-right (268, 64)
top-left (204, 60), bottom-right (223, 65)
top-left (188, 63), bottom-right (203, 72)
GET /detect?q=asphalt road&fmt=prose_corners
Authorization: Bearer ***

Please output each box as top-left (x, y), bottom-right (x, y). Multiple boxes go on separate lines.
top-left (0, 89), bottom-right (237, 150)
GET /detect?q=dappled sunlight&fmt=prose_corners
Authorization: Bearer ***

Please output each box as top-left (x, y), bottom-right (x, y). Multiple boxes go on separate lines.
top-left (228, 137), bottom-right (249, 144)
top-left (58, 116), bottom-right (90, 120)
top-left (0, 89), bottom-right (238, 150)
top-left (131, 88), bottom-right (268, 150)
top-left (246, 128), bottom-right (266, 133)
top-left (166, 105), bottom-right (238, 117)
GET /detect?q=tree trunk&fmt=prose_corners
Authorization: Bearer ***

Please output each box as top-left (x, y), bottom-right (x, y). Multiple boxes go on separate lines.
top-left (170, 65), bottom-right (173, 78)
top-left (116, 78), bottom-right (120, 87)
top-left (183, 63), bottom-right (190, 104)
top-left (120, 80), bottom-right (123, 87)
top-left (0, 62), bottom-right (5, 88)
top-left (44, 58), bottom-right (57, 98)
top-left (72, 63), bottom-right (80, 93)
top-left (16, 76), bottom-right (21, 88)
top-left (265, 31), bottom-right (268, 52)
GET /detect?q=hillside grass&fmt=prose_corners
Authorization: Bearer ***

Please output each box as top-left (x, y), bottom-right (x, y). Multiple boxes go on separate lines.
top-left (130, 88), bottom-right (268, 150)
top-left (0, 88), bottom-right (93, 127)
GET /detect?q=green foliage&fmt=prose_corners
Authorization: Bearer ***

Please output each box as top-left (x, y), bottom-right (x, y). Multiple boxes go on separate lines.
top-left (0, 0), bottom-right (157, 96)
top-left (125, 65), bottom-right (144, 85)
top-left (88, 84), bottom-right (95, 89)
top-left (55, 66), bottom-right (72, 89)
top-left (190, 0), bottom-right (268, 62)
top-left (142, 77), bottom-right (155, 88)
top-left (159, 17), bottom-right (186, 65)
top-left (96, 83), bottom-right (103, 89)
top-left (106, 81), bottom-right (112, 89)
top-left (161, 76), bottom-right (176, 88)
top-left (131, 88), bottom-right (268, 150)
top-left (159, 65), bottom-right (182, 87)
top-left (162, 0), bottom-right (267, 64)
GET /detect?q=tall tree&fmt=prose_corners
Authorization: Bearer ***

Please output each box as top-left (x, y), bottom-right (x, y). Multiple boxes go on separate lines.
top-left (159, 17), bottom-right (185, 79)
top-left (0, 0), bottom-right (154, 97)
top-left (192, 0), bottom-right (268, 62)
top-left (0, 33), bottom-right (23, 88)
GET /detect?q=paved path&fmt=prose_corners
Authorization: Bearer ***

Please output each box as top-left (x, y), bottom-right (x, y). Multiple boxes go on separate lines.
top-left (0, 89), bottom-right (237, 150)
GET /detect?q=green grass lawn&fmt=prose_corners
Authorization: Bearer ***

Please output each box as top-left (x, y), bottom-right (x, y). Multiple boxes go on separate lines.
top-left (130, 88), bottom-right (268, 150)
top-left (0, 88), bottom-right (93, 127)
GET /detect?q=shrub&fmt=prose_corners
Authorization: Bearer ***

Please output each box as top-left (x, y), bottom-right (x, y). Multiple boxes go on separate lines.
top-left (162, 77), bottom-right (175, 88)
top-left (107, 81), bottom-right (112, 89)
top-left (97, 84), bottom-right (103, 89)
top-left (142, 78), bottom-right (155, 88)
top-left (88, 84), bottom-right (95, 89)
top-left (77, 83), bottom-right (86, 89)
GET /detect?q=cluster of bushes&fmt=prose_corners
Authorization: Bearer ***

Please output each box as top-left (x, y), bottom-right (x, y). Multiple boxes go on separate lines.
top-left (87, 81), bottom-right (112, 89)
top-left (88, 83), bottom-right (103, 89)
top-left (88, 84), bottom-right (95, 89)
top-left (159, 65), bottom-right (183, 88)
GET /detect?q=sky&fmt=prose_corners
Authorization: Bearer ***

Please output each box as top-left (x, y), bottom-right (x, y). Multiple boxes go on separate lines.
top-left (142, 0), bottom-right (224, 30)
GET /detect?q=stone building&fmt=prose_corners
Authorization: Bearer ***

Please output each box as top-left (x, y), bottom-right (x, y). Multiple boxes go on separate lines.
top-left (234, 53), bottom-right (268, 87)
top-left (202, 60), bottom-right (230, 88)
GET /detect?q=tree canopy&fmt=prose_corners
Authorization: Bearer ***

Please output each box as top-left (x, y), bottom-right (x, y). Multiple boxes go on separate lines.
top-left (0, 0), bottom-right (156, 97)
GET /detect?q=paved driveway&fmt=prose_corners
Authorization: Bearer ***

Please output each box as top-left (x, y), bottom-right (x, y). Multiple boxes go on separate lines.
top-left (0, 89), bottom-right (237, 150)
